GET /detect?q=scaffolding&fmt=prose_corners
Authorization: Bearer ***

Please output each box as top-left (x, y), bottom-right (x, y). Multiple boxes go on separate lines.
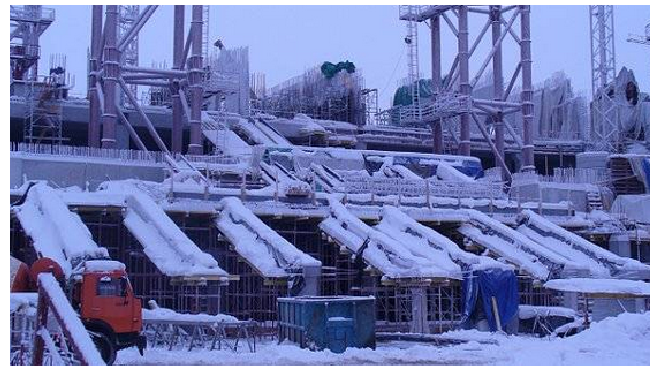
top-left (118, 5), bottom-right (140, 102)
top-left (23, 70), bottom-right (69, 144)
top-left (262, 65), bottom-right (366, 125)
top-left (10, 5), bottom-right (55, 82)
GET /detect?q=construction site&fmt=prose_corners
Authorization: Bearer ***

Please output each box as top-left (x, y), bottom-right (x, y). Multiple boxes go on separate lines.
top-left (9, 4), bottom-right (650, 366)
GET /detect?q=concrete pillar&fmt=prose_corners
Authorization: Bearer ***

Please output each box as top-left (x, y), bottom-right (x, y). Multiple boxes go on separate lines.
top-left (430, 15), bottom-right (444, 155)
top-left (491, 6), bottom-right (506, 175)
top-left (187, 5), bottom-right (204, 155)
top-left (101, 5), bottom-right (119, 149)
top-left (171, 5), bottom-right (185, 154)
top-left (458, 6), bottom-right (470, 156)
top-left (519, 5), bottom-right (535, 172)
top-left (88, 5), bottom-right (103, 148)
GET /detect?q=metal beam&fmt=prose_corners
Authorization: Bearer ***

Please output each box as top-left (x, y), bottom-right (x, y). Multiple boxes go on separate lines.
top-left (187, 5), bottom-right (204, 155)
top-left (117, 76), bottom-right (170, 154)
top-left (472, 113), bottom-right (512, 182)
top-left (117, 5), bottom-right (158, 53)
top-left (172, 5), bottom-right (185, 154)
top-left (519, 5), bottom-right (535, 172)
top-left (470, 7), bottom-right (520, 88)
top-left (120, 65), bottom-right (186, 77)
top-left (115, 103), bottom-right (150, 154)
top-left (431, 15), bottom-right (443, 154)
top-left (101, 5), bottom-right (119, 149)
top-left (88, 5), bottom-right (103, 148)
top-left (491, 5), bottom-right (506, 178)
top-left (503, 62), bottom-right (521, 102)
top-left (179, 27), bottom-right (193, 70)
top-left (441, 13), bottom-right (459, 37)
top-left (458, 5), bottom-right (470, 156)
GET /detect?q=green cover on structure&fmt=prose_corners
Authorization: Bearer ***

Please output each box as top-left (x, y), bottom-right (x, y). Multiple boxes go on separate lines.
top-left (392, 79), bottom-right (434, 106)
top-left (321, 61), bottom-right (356, 80)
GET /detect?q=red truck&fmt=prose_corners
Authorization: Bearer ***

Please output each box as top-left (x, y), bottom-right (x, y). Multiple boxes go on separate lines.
top-left (11, 256), bottom-right (146, 365)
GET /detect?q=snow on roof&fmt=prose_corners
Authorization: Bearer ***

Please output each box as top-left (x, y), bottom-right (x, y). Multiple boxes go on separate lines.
top-left (543, 278), bottom-right (650, 296)
top-left (13, 184), bottom-right (109, 278)
top-left (322, 199), bottom-right (456, 279)
top-left (519, 210), bottom-right (650, 273)
top-left (82, 260), bottom-right (126, 273)
top-left (516, 224), bottom-right (611, 278)
top-left (216, 197), bottom-right (320, 278)
top-left (123, 191), bottom-right (227, 278)
top-left (38, 273), bottom-right (105, 366)
top-left (142, 307), bottom-right (238, 323)
top-left (378, 206), bottom-right (512, 275)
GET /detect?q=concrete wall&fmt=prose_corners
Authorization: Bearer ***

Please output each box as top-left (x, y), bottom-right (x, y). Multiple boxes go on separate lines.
top-left (10, 156), bottom-right (165, 190)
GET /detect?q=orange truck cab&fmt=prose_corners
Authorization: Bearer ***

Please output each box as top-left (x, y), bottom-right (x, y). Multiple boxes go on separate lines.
top-left (71, 260), bottom-right (146, 365)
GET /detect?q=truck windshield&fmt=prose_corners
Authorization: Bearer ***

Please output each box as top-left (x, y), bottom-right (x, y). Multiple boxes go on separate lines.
top-left (96, 277), bottom-right (121, 296)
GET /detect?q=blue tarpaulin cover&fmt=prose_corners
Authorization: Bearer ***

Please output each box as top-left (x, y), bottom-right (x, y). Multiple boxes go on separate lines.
top-left (461, 268), bottom-right (519, 332)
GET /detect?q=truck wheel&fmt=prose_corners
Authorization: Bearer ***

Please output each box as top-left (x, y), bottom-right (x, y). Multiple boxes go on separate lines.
top-left (92, 334), bottom-right (116, 366)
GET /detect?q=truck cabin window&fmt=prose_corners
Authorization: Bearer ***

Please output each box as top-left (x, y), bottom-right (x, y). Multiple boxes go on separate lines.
top-left (96, 276), bottom-right (121, 296)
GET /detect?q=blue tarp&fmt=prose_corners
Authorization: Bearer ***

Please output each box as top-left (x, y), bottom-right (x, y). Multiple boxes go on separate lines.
top-left (461, 268), bottom-right (519, 332)
top-left (627, 156), bottom-right (650, 192)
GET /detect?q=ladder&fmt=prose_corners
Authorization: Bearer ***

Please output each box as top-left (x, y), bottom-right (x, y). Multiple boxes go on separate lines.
top-left (405, 5), bottom-right (422, 122)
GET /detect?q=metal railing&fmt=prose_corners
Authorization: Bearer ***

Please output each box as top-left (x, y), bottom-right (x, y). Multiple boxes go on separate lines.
top-left (10, 5), bottom-right (56, 22)
top-left (11, 142), bottom-right (166, 164)
top-left (342, 177), bottom-right (505, 200)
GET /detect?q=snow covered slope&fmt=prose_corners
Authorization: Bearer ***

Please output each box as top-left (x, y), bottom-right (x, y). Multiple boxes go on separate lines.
top-left (13, 184), bottom-right (108, 278)
top-left (123, 191), bottom-right (228, 278)
top-left (377, 207), bottom-right (512, 276)
top-left (452, 209), bottom-right (584, 280)
top-left (216, 197), bottom-right (320, 278)
top-left (320, 199), bottom-right (461, 279)
top-left (233, 119), bottom-right (291, 148)
top-left (202, 112), bottom-right (253, 156)
top-left (517, 210), bottom-right (650, 278)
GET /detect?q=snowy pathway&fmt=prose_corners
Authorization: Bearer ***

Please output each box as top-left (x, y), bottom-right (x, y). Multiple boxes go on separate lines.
top-left (116, 312), bottom-right (649, 366)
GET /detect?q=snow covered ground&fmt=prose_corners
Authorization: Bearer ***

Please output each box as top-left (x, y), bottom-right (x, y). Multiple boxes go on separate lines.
top-left (116, 312), bottom-right (650, 366)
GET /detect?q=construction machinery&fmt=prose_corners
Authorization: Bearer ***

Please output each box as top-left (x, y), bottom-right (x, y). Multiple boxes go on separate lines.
top-left (11, 255), bottom-right (146, 365)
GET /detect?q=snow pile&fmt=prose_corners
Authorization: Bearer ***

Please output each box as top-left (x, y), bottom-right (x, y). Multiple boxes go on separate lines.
top-left (543, 278), bottom-right (650, 296)
top-left (82, 260), bottom-right (126, 273)
top-left (37, 273), bottom-right (105, 366)
top-left (518, 305), bottom-right (576, 320)
top-left (123, 191), bottom-right (227, 278)
top-left (10, 292), bottom-right (38, 314)
top-left (142, 307), bottom-right (238, 323)
top-left (216, 197), bottom-right (320, 278)
top-left (13, 184), bottom-right (108, 278)
top-left (519, 210), bottom-right (650, 274)
top-left (321, 199), bottom-right (452, 279)
top-left (435, 162), bottom-right (474, 182)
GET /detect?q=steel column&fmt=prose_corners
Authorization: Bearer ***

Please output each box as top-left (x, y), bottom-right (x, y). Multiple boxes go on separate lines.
top-left (101, 5), bottom-right (119, 149)
top-left (519, 5), bottom-right (535, 172)
top-left (430, 15), bottom-right (444, 154)
top-left (458, 6), bottom-right (470, 156)
top-left (491, 6), bottom-right (506, 175)
top-left (172, 5), bottom-right (185, 154)
top-left (88, 5), bottom-right (103, 148)
top-left (187, 5), bottom-right (203, 155)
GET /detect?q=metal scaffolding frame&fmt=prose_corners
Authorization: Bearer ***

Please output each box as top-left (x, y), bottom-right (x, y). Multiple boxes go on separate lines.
top-left (10, 5), bottom-right (55, 82)
top-left (88, 5), bottom-right (204, 155)
top-left (398, 5), bottom-right (535, 176)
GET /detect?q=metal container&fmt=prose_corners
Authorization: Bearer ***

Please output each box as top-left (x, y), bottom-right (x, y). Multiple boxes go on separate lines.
top-left (277, 295), bottom-right (376, 353)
